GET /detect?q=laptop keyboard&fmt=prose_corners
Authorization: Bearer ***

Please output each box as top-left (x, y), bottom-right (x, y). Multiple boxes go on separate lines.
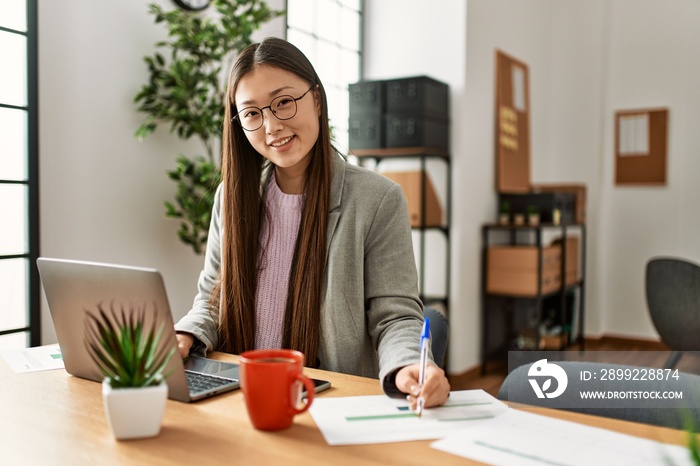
top-left (185, 371), bottom-right (236, 395)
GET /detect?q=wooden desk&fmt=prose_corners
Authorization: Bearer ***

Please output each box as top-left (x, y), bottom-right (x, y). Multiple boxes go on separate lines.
top-left (0, 352), bottom-right (690, 465)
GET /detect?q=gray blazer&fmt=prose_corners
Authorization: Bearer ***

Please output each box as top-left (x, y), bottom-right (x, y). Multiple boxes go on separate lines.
top-left (174, 154), bottom-right (425, 387)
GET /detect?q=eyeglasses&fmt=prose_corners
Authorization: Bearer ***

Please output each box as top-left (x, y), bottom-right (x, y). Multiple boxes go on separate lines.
top-left (231, 85), bottom-right (316, 131)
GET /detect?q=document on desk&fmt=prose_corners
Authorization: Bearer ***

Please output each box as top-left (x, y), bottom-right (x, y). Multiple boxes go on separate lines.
top-left (309, 389), bottom-right (508, 445)
top-left (0, 344), bottom-right (65, 373)
top-left (431, 408), bottom-right (694, 466)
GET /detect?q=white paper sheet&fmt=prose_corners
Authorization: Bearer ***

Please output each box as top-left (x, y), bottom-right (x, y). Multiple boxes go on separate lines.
top-left (309, 389), bottom-right (508, 445)
top-left (618, 114), bottom-right (649, 155)
top-left (431, 408), bottom-right (694, 466)
top-left (0, 344), bottom-right (65, 373)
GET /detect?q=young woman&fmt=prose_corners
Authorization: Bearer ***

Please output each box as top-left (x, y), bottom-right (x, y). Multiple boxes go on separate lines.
top-left (174, 37), bottom-right (449, 408)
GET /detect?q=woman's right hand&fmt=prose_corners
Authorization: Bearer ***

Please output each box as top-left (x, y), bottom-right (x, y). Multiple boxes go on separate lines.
top-left (175, 332), bottom-right (194, 359)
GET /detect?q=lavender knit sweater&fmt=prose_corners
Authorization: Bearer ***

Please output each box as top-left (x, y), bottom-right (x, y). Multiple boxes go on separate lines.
top-left (254, 174), bottom-right (304, 349)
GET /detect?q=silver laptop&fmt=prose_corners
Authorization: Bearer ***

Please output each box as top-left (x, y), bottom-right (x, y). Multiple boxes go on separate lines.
top-left (37, 257), bottom-right (240, 402)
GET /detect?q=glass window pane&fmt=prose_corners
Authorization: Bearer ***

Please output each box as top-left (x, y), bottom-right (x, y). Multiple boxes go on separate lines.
top-left (0, 0), bottom-right (27, 32)
top-left (287, 0), bottom-right (360, 157)
top-left (287, 29), bottom-right (316, 67)
top-left (0, 184), bottom-right (28, 255)
top-left (0, 32), bottom-right (27, 107)
top-left (326, 85), bottom-right (341, 128)
top-left (340, 49), bottom-right (360, 87)
top-left (287, 0), bottom-right (315, 32)
top-left (0, 258), bottom-right (29, 332)
top-left (0, 107), bottom-right (28, 180)
top-left (316, 40), bottom-right (340, 88)
top-left (339, 0), bottom-right (360, 11)
top-left (317, 0), bottom-right (340, 43)
top-left (340, 8), bottom-right (360, 51)
top-left (0, 331), bottom-right (29, 350)
top-left (328, 87), bottom-right (349, 152)
top-left (336, 87), bottom-right (349, 130)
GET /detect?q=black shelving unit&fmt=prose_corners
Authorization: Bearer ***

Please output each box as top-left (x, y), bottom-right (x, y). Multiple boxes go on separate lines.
top-left (481, 223), bottom-right (586, 374)
top-left (352, 146), bottom-right (451, 323)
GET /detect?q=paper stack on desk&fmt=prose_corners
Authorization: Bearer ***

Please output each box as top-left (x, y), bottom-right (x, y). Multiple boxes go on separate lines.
top-left (0, 344), bottom-right (64, 373)
top-left (431, 408), bottom-right (694, 466)
top-left (309, 389), bottom-right (508, 445)
top-left (310, 388), bottom-right (694, 465)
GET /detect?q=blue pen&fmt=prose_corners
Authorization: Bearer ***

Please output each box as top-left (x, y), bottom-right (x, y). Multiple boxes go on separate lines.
top-left (417, 317), bottom-right (430, 417)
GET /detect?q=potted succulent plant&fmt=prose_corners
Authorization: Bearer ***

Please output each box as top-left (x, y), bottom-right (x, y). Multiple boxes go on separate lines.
top-left (527, 205), bottom-right (540, 226)
top-left (499, 200), bottom-right (511, 225)
top-left (84, 303), bottom-right (176, 440)
top-left (513, 212), bottom-right (526, 226)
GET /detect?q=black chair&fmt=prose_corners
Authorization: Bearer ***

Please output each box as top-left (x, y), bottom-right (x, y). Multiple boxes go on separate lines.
top-left (646, 257), bottom-right (700, 369)
top-left (498, 360), bottom-right (700, 430)
top-left (424, 306), bottom-right (448, 369)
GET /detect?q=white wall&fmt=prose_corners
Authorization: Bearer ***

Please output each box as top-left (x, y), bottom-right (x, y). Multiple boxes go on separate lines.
top-left (365, 0), bottom-right (700, 374)
top-left (38, 0), bottom-right (285, 343)
top-left (599, 0), bottom-right (700, 337)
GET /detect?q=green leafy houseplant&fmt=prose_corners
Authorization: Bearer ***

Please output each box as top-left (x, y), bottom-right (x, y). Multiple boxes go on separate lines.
top-left (134, 1), bottom-right (283, 254)
top-left (500, 200), bottom-right (511, 215)
top-left (84, 303), bottom-right (176, 388)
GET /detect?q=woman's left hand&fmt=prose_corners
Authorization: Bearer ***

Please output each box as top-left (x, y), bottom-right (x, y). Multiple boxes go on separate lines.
top-left (395, 363), bottom-right (451, 410)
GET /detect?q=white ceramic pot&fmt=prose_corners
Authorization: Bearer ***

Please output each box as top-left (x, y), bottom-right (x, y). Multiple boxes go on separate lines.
top-left (102, 379), bottom-right (168, 440)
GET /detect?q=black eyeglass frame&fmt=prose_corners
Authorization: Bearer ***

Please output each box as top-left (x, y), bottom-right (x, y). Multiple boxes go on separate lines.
top-left (231, 84), bottom-right (317, 131)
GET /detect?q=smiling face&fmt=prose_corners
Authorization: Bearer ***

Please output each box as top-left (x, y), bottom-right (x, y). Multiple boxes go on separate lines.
top-left (234, 65), bottom-right (321, 193)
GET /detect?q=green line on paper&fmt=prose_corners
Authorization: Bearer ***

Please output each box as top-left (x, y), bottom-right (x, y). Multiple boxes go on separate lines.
top-left (437, 402), bottom-right (493, 408)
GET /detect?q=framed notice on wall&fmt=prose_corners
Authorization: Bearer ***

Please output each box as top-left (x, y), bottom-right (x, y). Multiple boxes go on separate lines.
top-left (615, 108), bottom-right (669, 186)
top-left (495, 49), bottom-right (531, 193)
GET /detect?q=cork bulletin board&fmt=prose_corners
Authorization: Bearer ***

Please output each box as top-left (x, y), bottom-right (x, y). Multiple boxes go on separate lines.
top-left (495, 49), bottom-right (531, 193)
top-left (614, 108), bottom-right (668, 186)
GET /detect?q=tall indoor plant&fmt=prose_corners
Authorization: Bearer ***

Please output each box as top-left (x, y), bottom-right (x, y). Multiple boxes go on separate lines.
top-left (134, 1), bottom-right (283, 254)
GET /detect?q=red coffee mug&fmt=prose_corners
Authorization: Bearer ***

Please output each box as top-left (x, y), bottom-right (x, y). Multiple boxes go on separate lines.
top-left (239, 349), bottom-right (315, 431)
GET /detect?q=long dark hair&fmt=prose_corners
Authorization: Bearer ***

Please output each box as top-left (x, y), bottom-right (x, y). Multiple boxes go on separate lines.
top-left (214, 37), bottom-right (333, 366)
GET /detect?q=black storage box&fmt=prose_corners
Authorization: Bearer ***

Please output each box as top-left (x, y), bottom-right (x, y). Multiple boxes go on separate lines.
top-left (349, 80), bottom-right (386, 115)
top-left (386, 76), bottom-right (449, 122)
top-left (385, 112), bottom-right (449, 149)
top-left (348, 111), bottom-right (384, 150)
top-left (499, 192), bottom-right (577, 225)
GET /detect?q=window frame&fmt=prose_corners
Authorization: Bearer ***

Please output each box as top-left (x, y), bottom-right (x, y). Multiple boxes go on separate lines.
top-left (0, 0), bottom-right (40, 346)
top-left (284, 0), bottom-right (364, 154)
